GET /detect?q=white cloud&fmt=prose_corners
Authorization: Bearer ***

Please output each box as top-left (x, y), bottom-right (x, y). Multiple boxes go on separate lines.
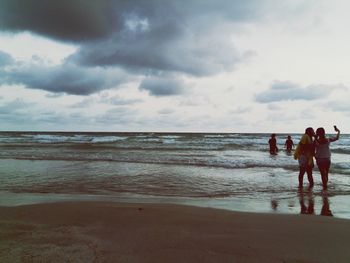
top-left (255, 81), bottom-right (343, 103)
top-left (0, 32), bottom-right (76, 63)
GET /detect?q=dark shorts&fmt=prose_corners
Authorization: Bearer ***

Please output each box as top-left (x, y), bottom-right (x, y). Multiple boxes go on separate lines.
top-left (316, 158), bottom-right (331, 170)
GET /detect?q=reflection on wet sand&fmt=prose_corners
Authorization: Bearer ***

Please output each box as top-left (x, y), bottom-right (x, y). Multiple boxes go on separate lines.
top-left (270, 190), bottom-right (334, 217)
top-left (298, 190), bottom-right (333, 217)
top-left (299, 190), bottom-right (315, 215)
top-left (320, 195), bottom-right (333, 216)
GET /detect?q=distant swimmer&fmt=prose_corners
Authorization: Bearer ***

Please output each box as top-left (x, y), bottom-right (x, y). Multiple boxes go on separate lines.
top-left (268, 134), bottom-right (278, 155)
top-left (284, 135), bottom-right (294, 152)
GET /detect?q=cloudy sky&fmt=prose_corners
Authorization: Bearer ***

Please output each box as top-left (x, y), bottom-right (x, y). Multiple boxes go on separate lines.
top-left (0, 0), bottom-right (350, 133)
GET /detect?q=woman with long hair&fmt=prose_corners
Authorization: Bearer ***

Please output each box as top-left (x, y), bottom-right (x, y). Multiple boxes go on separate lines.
top-left (294, 127), bottom-right (315, 189)
top-left (314, 126), bottom-right (340, 190)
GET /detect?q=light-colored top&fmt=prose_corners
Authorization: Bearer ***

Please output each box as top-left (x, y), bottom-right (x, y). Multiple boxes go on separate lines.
top-left (315, 140), bottom-right (331, 159)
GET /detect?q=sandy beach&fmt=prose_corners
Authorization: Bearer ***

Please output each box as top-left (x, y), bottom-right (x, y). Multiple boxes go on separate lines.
top-left (1, 202), bottom-right (349, 263)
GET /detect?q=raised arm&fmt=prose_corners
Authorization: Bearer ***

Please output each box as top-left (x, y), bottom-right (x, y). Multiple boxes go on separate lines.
top-left (330, 126), bottom-right (340, 142)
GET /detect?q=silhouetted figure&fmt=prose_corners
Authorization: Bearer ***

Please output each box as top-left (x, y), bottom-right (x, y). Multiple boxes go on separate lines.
top-left (314, 126), bottom-right (340, 190)
top-left (268, 134), bottom-right (278, 155)
top-left (294, 127), bottom-right (315, 189)
top-left (284, 135), bottom-right (294, 153)
top-left (271, 199), bottom-right (278, 211)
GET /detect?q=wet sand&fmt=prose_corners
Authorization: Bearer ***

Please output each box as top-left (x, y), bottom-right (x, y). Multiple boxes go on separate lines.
top-left (1, 201), bottom-right (350, 262)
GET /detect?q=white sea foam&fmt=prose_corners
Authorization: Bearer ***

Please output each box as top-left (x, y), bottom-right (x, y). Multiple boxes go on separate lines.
top-left (91, 136), bottom-right (127, 143)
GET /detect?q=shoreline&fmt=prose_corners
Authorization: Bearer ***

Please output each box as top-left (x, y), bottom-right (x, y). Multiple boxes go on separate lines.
top-left (1, 190), bottom-right (349, 220)
top-left (1, 201), bottom-right (350, 262)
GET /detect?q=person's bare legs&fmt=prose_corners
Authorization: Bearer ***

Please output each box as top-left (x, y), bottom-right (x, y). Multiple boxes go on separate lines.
top-left (298, 167), bottom-right (306, 188)
top-left (321, 166), bottom-right (330, 190)
top-left (325, 165), bottom-right (330, 188)
top-left (306, 166), bottom-right (314, 188)
top-left (318, 161), bottom-right (330, 190)
top-left (320, 169), bottom-right (327, 190)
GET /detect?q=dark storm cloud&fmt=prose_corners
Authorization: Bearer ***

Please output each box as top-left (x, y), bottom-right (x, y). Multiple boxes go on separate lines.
top-left (0, 58), bottom-right (128, 95)
top-left (0, 0), bottom-right (262, 42)
top-left (0, 0), bottom-right (262, 81)
top-left (0, 0), bottom-right (120, 42)
top-left (255, 81), bottom-right (337, 103)
top-left (66, 0), bottom-right (254, 77)
top-left (3, 1), bottom-right (312, 97)
top-left (139, 76), bottom-right (186, 96)
top-left (69, 31), bottom-right (249, 77)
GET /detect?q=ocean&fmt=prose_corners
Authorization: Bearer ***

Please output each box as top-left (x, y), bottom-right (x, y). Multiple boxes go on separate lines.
top-left (0, 132), bottom-right (349, 218)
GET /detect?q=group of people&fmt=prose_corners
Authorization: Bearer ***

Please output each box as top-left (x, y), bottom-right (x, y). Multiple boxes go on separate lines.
top-left (268, 126), bottom-right (340, 190)
top-left (268, 134), bottom-right (294, 154)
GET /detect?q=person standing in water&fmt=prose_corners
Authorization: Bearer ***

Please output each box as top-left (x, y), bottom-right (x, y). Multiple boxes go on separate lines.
top-left (268, 134), bottom-right (278, 155)
top-left (284, 135), bottom-right (294, 153)
top-left (294, 127), bottom-right (315, 189)
top-left (314, 126), bottom-right (340, 190)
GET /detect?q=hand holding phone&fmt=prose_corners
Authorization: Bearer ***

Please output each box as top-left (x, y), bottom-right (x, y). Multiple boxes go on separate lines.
top-left (334, 125), bottom-right (339, 132)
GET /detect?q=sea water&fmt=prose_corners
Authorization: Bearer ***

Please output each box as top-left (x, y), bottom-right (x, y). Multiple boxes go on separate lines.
top-left (0, 132), bottom-right (349, 218)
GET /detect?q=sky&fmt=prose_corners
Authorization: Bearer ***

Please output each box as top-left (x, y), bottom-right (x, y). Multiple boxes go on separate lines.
top-left (0, 0), bottom-right (350, 133)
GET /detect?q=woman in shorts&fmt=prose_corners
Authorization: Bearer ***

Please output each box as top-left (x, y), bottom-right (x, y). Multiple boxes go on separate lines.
top-left (314, 126), bottom-right (340, 190)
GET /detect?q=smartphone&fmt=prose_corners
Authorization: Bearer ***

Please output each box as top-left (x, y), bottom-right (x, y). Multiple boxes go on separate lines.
top-left (334, 125), bottom-right (338, 131)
